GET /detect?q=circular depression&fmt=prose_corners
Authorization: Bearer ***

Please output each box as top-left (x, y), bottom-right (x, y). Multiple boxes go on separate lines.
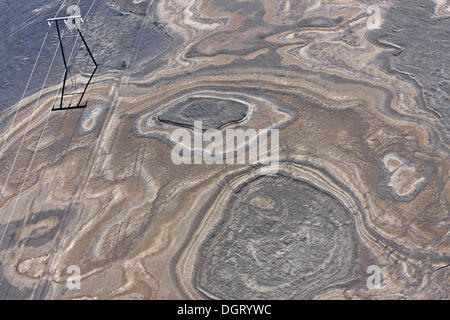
top-left (194, 174), bottom-right (358, 299)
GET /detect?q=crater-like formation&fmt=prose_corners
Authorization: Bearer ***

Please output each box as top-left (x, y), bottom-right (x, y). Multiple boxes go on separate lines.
top-left (373, 152), bottom-right (433, 202)
top-left (158, 97), bottom-right (248, 130)
top-left (133, 88), bottom-right (294, 161)
top-left (134, 89), bottom-right (293, 138)
top-left (77, 104), bottom-right (107, 136)
top-left (0, 209), bottom-right (69, 251)
top-left (194, 174), bottom-right (358, 299)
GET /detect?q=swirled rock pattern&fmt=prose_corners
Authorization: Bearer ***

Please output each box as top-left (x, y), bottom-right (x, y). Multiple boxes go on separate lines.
top-left (0, 0), bottom-right (448, 299)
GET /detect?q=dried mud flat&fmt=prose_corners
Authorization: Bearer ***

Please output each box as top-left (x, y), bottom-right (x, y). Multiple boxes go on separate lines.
top-left (0, 0), bottom-right (448, 299)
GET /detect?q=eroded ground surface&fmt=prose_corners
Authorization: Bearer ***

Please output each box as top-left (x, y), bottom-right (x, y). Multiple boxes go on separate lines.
top-left (0, 0), bottom-right (448, 299)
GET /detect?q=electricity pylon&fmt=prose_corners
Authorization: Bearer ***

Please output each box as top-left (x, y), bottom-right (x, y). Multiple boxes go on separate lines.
top-left (47, 11), bottom-right (97, 111)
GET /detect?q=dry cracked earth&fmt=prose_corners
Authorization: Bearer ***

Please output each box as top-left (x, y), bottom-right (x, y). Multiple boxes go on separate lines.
top-left (0, 0), bottom-right (448, 299)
